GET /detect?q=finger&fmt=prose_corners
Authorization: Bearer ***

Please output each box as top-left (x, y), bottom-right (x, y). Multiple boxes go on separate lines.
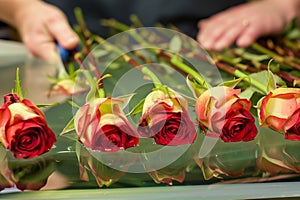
top-left (46, 11), bottom-right (79, 50)
top-left (26, 39), bottom-right (57, 61)
top-left (236, 26), bottom-right (260, 47)
top-left (212, 23), bottom-right (249, 50)
top-left (198, 19), bottom-right (234, 50)
top-left (22, 27), bottom-right (58, 61)
top-left (197, 18), bottom-right (221, 48)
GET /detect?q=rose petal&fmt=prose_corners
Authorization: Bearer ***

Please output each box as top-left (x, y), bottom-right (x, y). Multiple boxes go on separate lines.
top-left (265, 115), bottom-right (287, 131)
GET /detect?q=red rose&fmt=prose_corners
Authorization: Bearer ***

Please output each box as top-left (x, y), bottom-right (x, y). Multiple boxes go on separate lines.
top-left (138, 89), bottom-right (196, 145)
top-left (74, 97), bottom-right (139, 152)
top-left (0, 94), bottom-right (56, 159)
top-left (258, 88), bottom-right (300, 140)
top-left (195, 86), bottom-right (258, 142)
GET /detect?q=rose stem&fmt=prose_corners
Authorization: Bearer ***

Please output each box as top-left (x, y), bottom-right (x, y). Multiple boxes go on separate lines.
top-left (13, 67), bottom-right (24, 98)
top-left (74, 8), bottom-right (107, 91)
top-left (281, 39), bottom-right (300, 57)
top-left (94, 36), bottom-right (163, 89)
top-left (123, 54), bottom-right (165, 90)
top-left (82, 70), bottom-right (105, 99)
top-left (209, 51), bottom-right (258, 73)
top-left (251, 42), bottom-right (300, 71)
top-left (130, 14), bottom-right (144, 28)
top-left (74, 7), bottom-right (101, 78)
top-left (101, 19), bottom-right (211, 89)
top-left (262, 38), bottom-right (300, 63)
top-left (213, 61), bottom-right (267, 94)
top-left (229, 49), bottom-right (300, 87)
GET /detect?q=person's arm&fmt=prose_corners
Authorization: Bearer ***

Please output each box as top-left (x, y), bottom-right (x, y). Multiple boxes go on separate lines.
top-left (197, 0), bottom-right (300, 50)
top-left (0, 0), bottom-right (79, 61)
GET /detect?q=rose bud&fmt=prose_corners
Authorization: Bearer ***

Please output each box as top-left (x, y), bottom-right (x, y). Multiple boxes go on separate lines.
top-left (258, 88), bottom-right (300, 140)
top-left (195, 86), bottom-right (258, 142)
top-left (138, 89), bottom-right (196, 146)
top-left (49, 79), bottom-right (88, 96)
top-left (74, 97), bottom-right (139, 152)
top-left (0, 94), bottom-right (56, 159)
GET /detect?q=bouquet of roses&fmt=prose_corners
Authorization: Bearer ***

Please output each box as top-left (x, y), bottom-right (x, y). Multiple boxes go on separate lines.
top-left (1, 8), bottom-right (300, 192)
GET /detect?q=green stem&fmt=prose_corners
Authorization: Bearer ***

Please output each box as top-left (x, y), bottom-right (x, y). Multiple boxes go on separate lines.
top-left (101, 19), bottom-right (130, 32)
top-left (141, 67), bottom-right (163, 88)
top-left (252, 42), bottom-right (300, 70)
top-left (14, 67), bottom-right (23, 99)
top-left (234, 69), bottom-right (267, 94)
top-left (251, 42), bottom-right (279, 58)
top-left (101, 19), bottom-right (211, 89)
top-left (170, 56), bottom-right (211, 88)
top-left (211, 51), bottom-right (257, 73)
top-left (98, 88), bottom-right (106, 98)
top-left (82, 70), bottom-right (106, 101)
top-left (130, 14), bottom-right (144, 28)
top-left (215, 61), bottom-right (268, 94)
top-left (95, 36), bottom-right (163, 89)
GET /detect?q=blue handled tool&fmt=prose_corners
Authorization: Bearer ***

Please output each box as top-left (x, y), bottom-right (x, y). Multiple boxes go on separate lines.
top-left (56, 42), bottom-right (81, 63)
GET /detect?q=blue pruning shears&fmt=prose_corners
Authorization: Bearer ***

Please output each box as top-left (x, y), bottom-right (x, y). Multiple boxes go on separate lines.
top-left (56, 42), bottom-right (81, 63)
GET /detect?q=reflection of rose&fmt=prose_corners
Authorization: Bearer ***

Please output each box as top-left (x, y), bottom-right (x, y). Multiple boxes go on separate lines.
top-left (258, 88), bottom-right (300, 140)
top-left (0, 146), bottom-right (14, 191)
top-left (195, 86), bottom-right (257, 142)
top-left (147, 144), bottom-right (196, 185)
top-left (138, 89), bottom-right (196, 146)
top-left (0, 169), bottom-right (14, 191)
top-left (77, 143), bottom-right (131, 187)
top-left (74, 97), bottom-right (139, 152)
top-left (148, 166), bottom-right (186, 185)
top-left (194, 139), bottom-right (257, 180)
top-left (0, 94), bottom-right (56, 159)
top-left (256, 126), bottom-right (300, 175)
top-left (8, 156), bottom-right (56, 191)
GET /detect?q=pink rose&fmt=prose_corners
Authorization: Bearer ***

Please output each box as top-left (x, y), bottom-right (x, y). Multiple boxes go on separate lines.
top-left (0, 94), bottom-right (56, 159)
top-left (138, 89), bottom-right (196, 145)
top-left (259, 88), bottom-right (300, 140)
top-left (74, 97), bottom-right (139, 152)
top-left (195, 86), bottom-right (257, 142)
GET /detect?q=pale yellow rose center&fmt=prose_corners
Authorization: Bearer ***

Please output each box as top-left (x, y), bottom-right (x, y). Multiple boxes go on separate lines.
top-left (8, 103), bottom-right (39, 121)
top-left (267, 98), bottom-right (297, 119)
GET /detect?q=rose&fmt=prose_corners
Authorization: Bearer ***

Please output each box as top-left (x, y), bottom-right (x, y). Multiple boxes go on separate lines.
top-left (74, 97), bottom-right (139, 152)
top-left (258, 88), bottom-right (300, 140)
top-left (195, 86), bottom-right (258, 142)
top-left (49, 79), bottom-right (88, 96)
top-left (138, 89), bottom-right (196, 145)
top-left (0, 94), bottom-right (56, 159)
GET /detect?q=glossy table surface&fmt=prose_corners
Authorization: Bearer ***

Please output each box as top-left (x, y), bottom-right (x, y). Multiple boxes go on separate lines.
top-left (1, 39), bottom-right (300, 200)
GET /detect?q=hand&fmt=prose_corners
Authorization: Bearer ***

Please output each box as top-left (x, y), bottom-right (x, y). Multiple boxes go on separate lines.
top-left (197, 0), bottom-right (300, 50)
top-left (14, 1), bottom-right (79, 61)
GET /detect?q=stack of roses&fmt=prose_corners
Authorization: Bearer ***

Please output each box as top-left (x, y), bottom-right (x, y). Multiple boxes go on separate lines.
top-left (194, 82), bottom-right (300, 142)
top-left (74, 87), bottom-right (197, 152)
